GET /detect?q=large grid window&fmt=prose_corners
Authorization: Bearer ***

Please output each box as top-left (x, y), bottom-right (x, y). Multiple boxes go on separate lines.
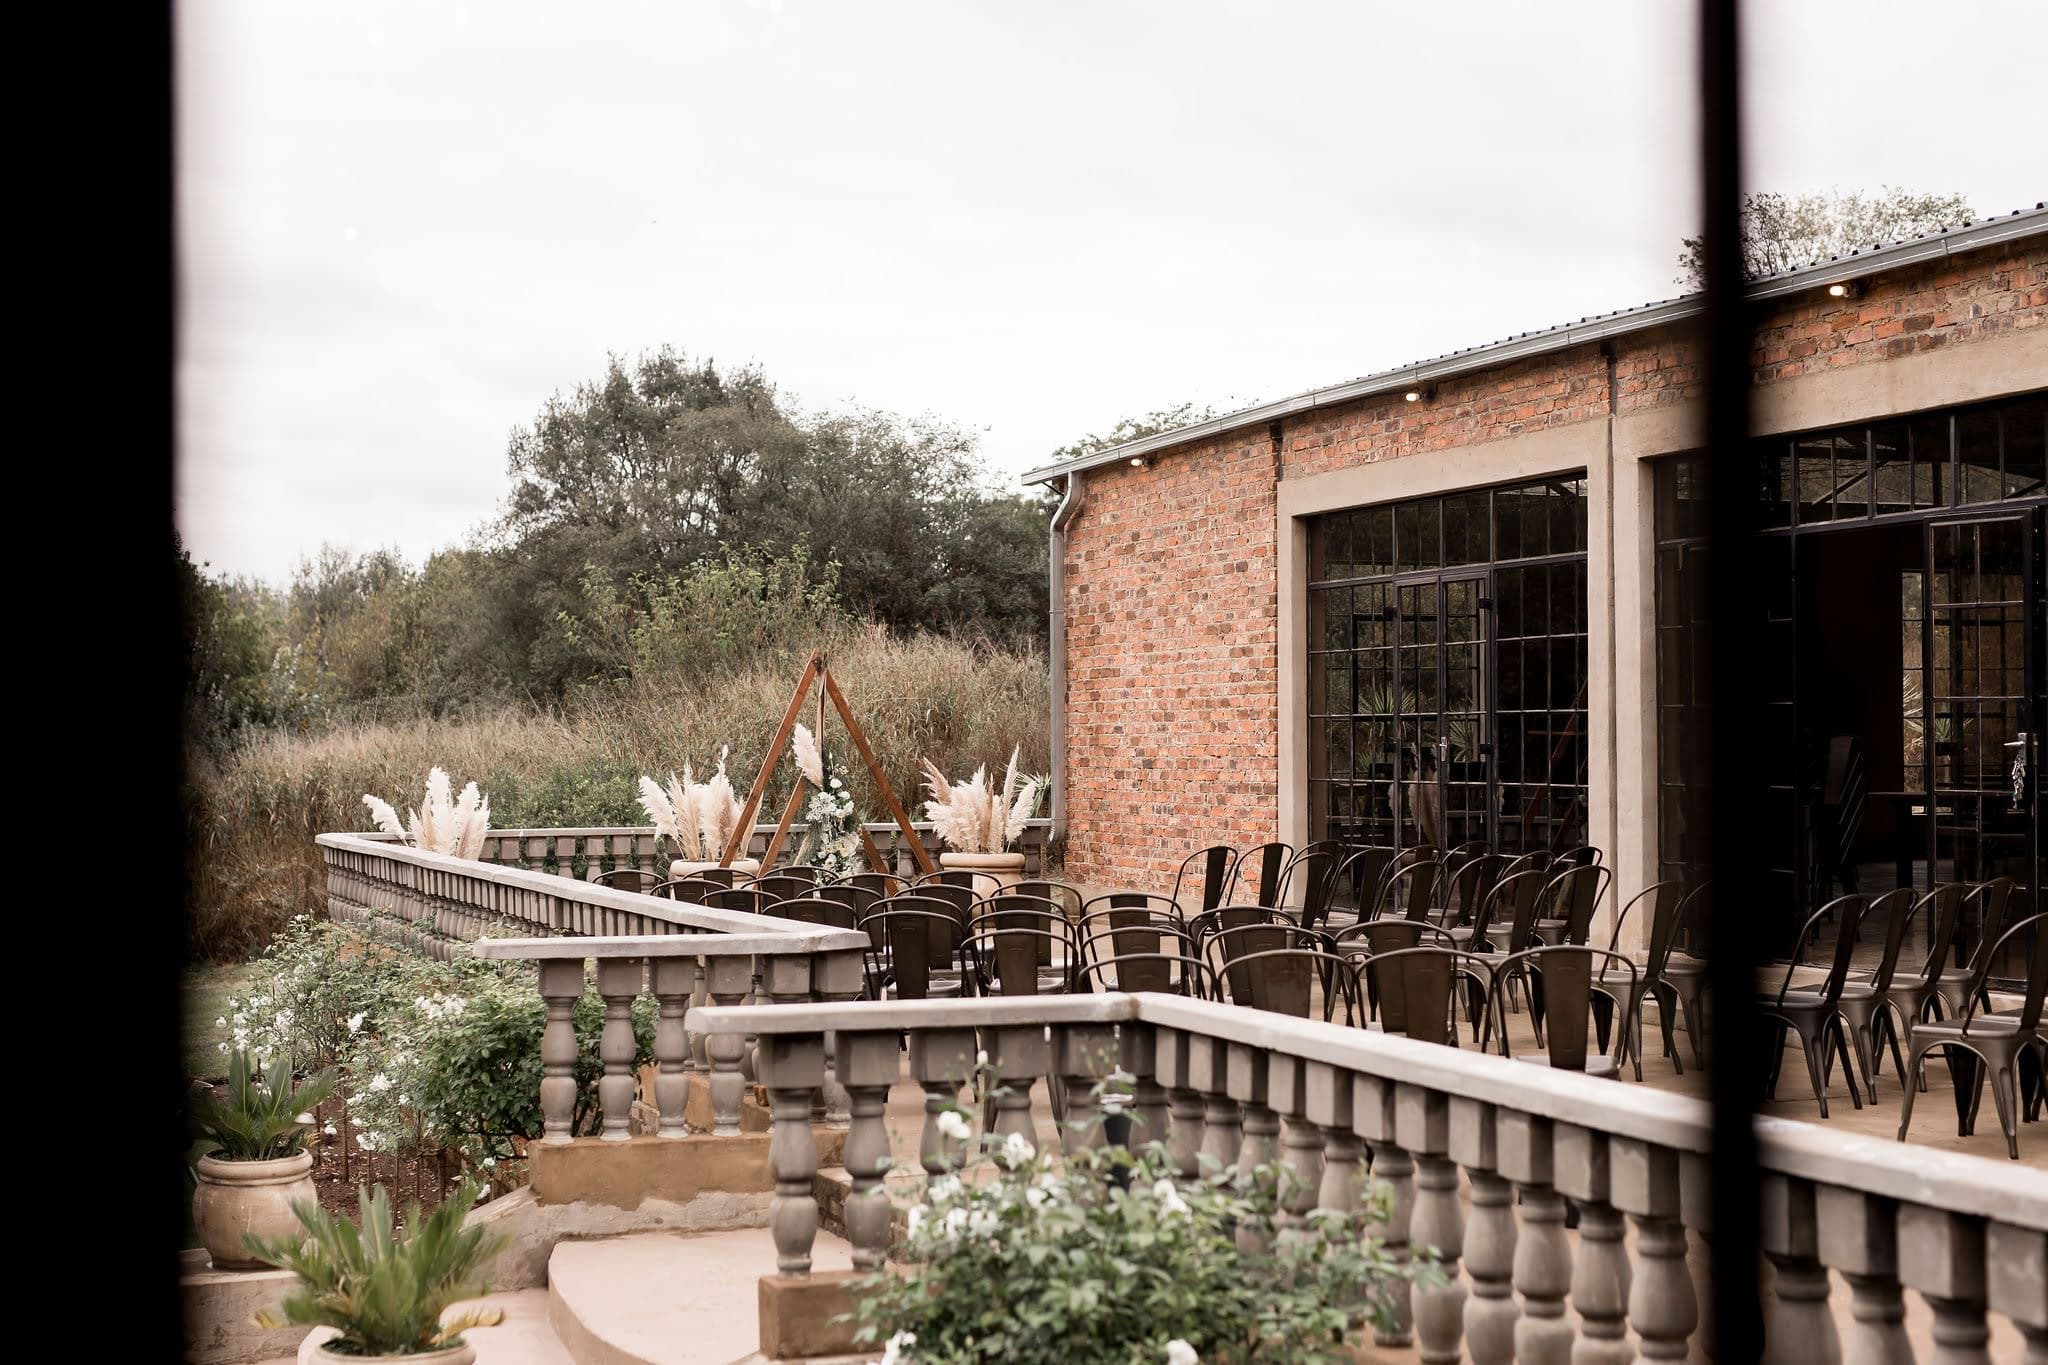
top-left (1307, 475), bottom-right (1589, 858)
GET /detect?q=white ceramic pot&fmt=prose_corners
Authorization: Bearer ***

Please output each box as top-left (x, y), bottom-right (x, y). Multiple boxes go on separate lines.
top-left (939, 851), bottom-right (1027, 899)
top-left (669, 858), bottom-right (761, 881)
top-left (192, 1150), bottom-right (317, 1271)
top-left (308, 1338), bottom-right (477, 1364)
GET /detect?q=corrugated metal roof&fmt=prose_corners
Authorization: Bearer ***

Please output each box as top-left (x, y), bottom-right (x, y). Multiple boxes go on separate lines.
top-left (1022, 202), bottom-right (2048, 485)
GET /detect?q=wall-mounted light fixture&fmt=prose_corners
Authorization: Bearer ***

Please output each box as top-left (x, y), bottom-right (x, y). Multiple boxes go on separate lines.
top-left (1827, 280), bottom-right (1860, 300)
top-left (1403, 385), bottom-right (1436, 403)
top-left (1128, 455), bottom-right (1147, 468)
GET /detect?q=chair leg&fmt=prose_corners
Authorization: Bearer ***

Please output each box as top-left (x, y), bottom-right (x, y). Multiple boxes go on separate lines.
top-left (1591, 992), bottom-right (1614, 1055)
top-left (1875, 1006), bottom-right (1908, 1091)
top-left (1763, 1021), bottom-right (1787, 1100)
top-left (1992, 1063), bottom-right (2020, 1160)
top-left (1897, 1042), bottom-right (1931, 1141)
top-left (1800, 1028), bottom-right (1832, 1120)
top-left (1952, 1052), bottom-right (1983, 1137)
top-left (1832, 1019), bottom-right (1863, 1111)
top-left (1679, 981), bottom-right (1709, 1068)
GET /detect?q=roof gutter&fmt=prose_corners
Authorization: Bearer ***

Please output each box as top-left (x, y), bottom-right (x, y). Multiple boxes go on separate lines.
top-left (1047, 471), bottom-right (1084, 841)
top-left (1021, 206), bottom-right (2048, 486)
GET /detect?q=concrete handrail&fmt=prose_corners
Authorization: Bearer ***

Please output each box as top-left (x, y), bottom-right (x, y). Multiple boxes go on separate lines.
top-left (694, 990), bottom-right (2048, 1359)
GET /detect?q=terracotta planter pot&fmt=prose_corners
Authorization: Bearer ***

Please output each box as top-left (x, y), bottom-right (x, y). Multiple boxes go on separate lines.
top-left (308, 1338), bottom-right (476, 1365)
top-left (191, 1150), bottom-right (316, 1271)
top-left (939, 850), bottom-right (1026, 900)
top-left (669, 857), bottom-right (761, 882)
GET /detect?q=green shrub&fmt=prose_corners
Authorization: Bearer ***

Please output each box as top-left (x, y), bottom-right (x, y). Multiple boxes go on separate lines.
top-left (853, 1125), bottom-right (1427, 1365)
top-left (251, 1180), bottom-right (509, 1355)
top-left (190, 1048), bottom-right (337, 1162)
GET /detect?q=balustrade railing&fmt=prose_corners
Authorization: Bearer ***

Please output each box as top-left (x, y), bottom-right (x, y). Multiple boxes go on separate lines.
top-left (694, 993), bottom-right (2048, 1365)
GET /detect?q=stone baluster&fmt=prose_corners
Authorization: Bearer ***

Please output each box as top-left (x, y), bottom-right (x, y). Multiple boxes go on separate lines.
top-left (1612, 1138), bottom-right (1697, 1362)
top-left (650, 957), bottom-right (693, 1138)
top-left (1190, 1035), bottom-right (1240, 1174)
top-left (686, 959), bottom-right (709, 1073)
top-left (1155, 1028), bottom-right (1206, 1179)
top-left (837, 1030), bottom-right (899, 1272)
top-left (1760, 1173), bottom-right (1840, 1364)
top-left (538, 959), bottom-right (584, 1144)
top-left (703, 957), bottom-right (754, 1136)
top-left (584, 834), bottom-right (605, 881)
top-left (1450, 1098), bottom-right (1516, 1365)
top-left (1230, 1043), bottom-right (1280, 1172)
top-left (910, 1028), bottom-right (977, 1173)
top-left (1354, 1074), bottom-right (1414, 1348)
top-left (811, 949), bottom-right (864, 1128)
top-left (595, 958), bottom-right (644, 1140)
top-left (1056, 1024), bottom-right (1120, 1155)
top-left (1119, 1022), bottom-right (1170, 1154)
top-left (1815, 1186), bottom-right (1910, 1365)
top-left (1989, 1223), bottom-right (2048, 1365)
top-left (1264, 1056), bottom-right (1323, 1249)
top-left (1305, 1062), bottom-right (1359, 1227)
top-left (985, 1024), bottom-right (1050, 1152)
top-left (1557, 1124), bottom-right (1631, 1365)
top-left (1679, 1152), bottom-right (1717, 1363)
top-left (1499, 1111), bottom-right (1571, 1365)
top-left (1898, 1206), bottom-right (1993, 1365)
top-left (1400, 1083), bottom-right (1464, 1365)
top-left (759, 1032), bottom-right (826, 1276)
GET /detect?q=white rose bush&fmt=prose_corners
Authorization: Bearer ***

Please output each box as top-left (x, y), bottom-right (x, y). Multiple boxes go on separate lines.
top-left (850, 1089), bottom-right (1428, 1365)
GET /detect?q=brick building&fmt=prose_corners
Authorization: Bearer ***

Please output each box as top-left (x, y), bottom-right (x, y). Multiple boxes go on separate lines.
top-left (1027, 206), bottom-right (2047, 951)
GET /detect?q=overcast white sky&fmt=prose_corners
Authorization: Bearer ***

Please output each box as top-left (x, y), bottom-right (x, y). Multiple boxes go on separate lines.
top-left (174, 0), bottom-right (2047, 582)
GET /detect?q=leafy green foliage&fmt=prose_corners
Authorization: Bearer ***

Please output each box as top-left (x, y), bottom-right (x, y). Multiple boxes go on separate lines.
top-left (852, 1126), bottom-right (1428, 1364)
top-left (1677, 187), bottom-right (1977, 288)
top-left (250, 1180), bottom-right (509, 1355)
top-left (191, 1048), bottom-right (337, 1162)
top-left (1044, 402), bottom-right (1220, 466)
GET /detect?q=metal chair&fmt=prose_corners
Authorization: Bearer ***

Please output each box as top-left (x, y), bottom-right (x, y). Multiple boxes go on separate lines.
top-left (1170, 845), bottom-right (1237, 918)
top-left (1077, 951), bottom-right (1221, 1000)
top-left (1438, 851), bottom-right (1504, 930)
top-left (1589, 879), bottom-right (1688, 1079)
top-left (846, 871), bottom-right (907, 900)
top-left (770, 895), bottom-right (861, 933)
top-left (1228, 841), bottom-right (1295, 908)
top-left (817, 881), bottom-right (882, 926)
top-left (1757, 894), bottom-right (1871, 1118)
top-left (1531, 863), bottom-right (1614, 947)
top-left (1077, 902), bottom-right (1195, 994)
top-left (750, 873), bottom-right (819, 905)
top-left (777, 865), bottom-right (824, 886)
top-left (1461, 868), bottom-right (1557, 1050)
top-left (1938, 878), bottom-right (2019, 1019)
top-left (1489, 945), bottom-right (1637, 1077)
top-left (1014, 878), bottom-right (1084, 923)
top-left (700, 886), bottom-right (773, 915)
top-left (1333, 845), bottom-right (1397, 924)
top-left (1898, 913), bottom-right (2048, 1159)
top-left (1335, 918), bottom-right (1483, 1041)
top-left (592, 867), bottom-right (663, 893)
top-left (1356, 946), bottom-right (1492, 1046)
top-left (1883, 882), bottom-right (1969, 1088)
top-left (1824, 885), bottom-right (1919, 1099)
top-left (1369, 847), bottom-right (1440, 922)
top-left (1203, 920), bottom-right (1328, 1007)
top-left (967, 924), bottom-right (1078, 997)
top-left (865, 905), bottom-right (977, 1001)
top-left (1279, 840), bottom-right (1347, 932)
top-left (1229, 947), bottom-right (1360, 1024)
top-left (1661, 880), bottom-right (1714, 1068)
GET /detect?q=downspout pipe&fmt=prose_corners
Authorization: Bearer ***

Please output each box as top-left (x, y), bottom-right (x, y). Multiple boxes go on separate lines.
top-left (1048, 471), bottom-right (1085, 841)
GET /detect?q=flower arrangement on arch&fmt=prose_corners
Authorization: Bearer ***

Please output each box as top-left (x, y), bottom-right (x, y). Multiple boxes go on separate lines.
top-left (791, 722), bottom-right (862, 882)
top-left (637, 748), bottom-right (746, 863)
top-left (362, 768), bottom-right (490, 860)
top-left (918, 746), bottom-right (1038, 854)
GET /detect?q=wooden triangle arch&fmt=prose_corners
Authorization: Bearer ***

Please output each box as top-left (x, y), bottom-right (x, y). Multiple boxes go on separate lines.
top-left (717, 649), bottom-right (937, 877)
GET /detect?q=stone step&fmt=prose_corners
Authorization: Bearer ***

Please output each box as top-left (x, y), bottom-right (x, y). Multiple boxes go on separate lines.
top-left (547, 1228), bottom-right (857, 1365)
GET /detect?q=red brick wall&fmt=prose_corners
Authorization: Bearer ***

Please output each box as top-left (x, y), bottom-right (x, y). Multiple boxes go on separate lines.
top-left (1058, 242), bottom-right (2047, 892)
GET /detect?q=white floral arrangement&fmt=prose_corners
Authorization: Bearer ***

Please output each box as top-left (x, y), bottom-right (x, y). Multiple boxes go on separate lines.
top-left (637, 748), bottom-right (745, 862)
top-left (362, 767), bottom-right (490, 860)
top-left (791, 722), bottom-right (862, 882)
top-left (918, 746), bottom-right (1037, 854)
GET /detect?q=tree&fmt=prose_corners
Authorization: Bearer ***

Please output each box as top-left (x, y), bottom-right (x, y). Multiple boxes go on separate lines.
top-left (1677, 187), bottom-right (1976, 289)
top-left (1045, 401), bottom-right (1221, 465)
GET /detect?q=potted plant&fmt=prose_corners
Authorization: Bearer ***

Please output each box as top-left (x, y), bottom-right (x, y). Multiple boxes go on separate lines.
top-left (250, 1180), bottom-right (509, 1363)
top-left (189, 1047), bottom-right (337, 1270)
top-left (363, 768), bottom-right (492, 860)
top-left (920, 746), bottom-right (1038, 896)
top-left (791, 723), bottom-right (863, 882)
top-left (638, 748), bottom-right (758, 880)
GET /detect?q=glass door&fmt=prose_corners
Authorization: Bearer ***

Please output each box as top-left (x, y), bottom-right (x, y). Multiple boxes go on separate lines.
top-left (1925, 512), bottom-right (2042, 976)
top-left (1390, 573), bottom-right (1492, 851)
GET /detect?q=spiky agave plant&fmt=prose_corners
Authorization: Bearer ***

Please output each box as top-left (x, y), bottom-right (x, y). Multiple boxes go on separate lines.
top-left (250, 1181), bottom-right (510, 1355)
top-left (191, 1048), bottom-right (338, 1162)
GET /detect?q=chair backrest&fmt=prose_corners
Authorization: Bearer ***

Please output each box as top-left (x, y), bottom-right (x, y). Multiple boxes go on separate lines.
top-left (1204, 921), bottom-right (1319, 1004)
top-left (1077, 952), bottom-right (1221, 1000)
top-left (1171, 845), bottom-right (1236, 917)
top-left (670, 867), bottom-right (741, 892)
top-left (1770, 894), bottom-right (1868, 1011)
top-left (778, 865), bottom-right (824, 885)
top-left (818, 881), bottom-right (882, 924)
top-left (593, 867), bottom-right (662, 892)
top-left (1014, 879), bottom-right (1083, 922)
top-left (1958, 913), bottom-right (2048, 1035)
top-left (1546, 864), bottom-right (1613, 945)
top-left (847, 871), bottom-right (906, 900)
top-left (916, 869), bottom-right (983, 894)
top-left (1081, 891), bottom-right (1185, 925)
top-left (1958, 878), bottom-right (2019, 979)
top-left (1488, 868), bottom-right (1554, 954)
top-left (1493, 946), bottom-right (1638, 1071)
top-left (1671, 879), bottom-right (1713, 956)
top-left (1080, 915), bottom-right (1196, 992)
top-left (972, 895), bottom-right (1075, 968)
top-left (1283, 841), bottom-right (1347, 931)
top-left (1334, 917), bottom-right (1456, 959)
top-left (1857, 885), bottom-right (1924, 994)
top-left (772, 895), bottom-right (861, 933)
top-left (1498, 849), bottom-right (1554, 882)
top-left (1554, 845), bottom-right (1604, 869)
top-left (1441, 852), bottom-right (1504, 927)
top-left (1336, 846), bottom-right (1397, 917)
top-left (1230, 948), bottom-right (1358, 1023)
top-left (1358, 947), bottom-right (1473, 1045)
top-left (1911, 882), bottom-right (1970, 984)
top-left (751, 874), bottom-right (817, 905)
top-left (879, 893), bottom-right (973, 961)
top-left (702, 886), bottom-right (771, 914)
top-left (967, 925), bottom-right (1072, 996)
top-left (915, 880), bottom-right (976, 926)
top-left (1604, 879), bottom-right (1683, 980)
top-left (1187, 902), bottom-right (1295, 946)
top-left (1229, 842), bottom-right (1294, 908)
top-left (1377, 854), bottom-right (1442, 923)
top-left (866, 908), bottom-right (967, 1000)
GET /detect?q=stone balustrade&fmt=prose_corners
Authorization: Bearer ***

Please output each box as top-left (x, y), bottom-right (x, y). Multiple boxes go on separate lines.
top-left (693, 992), bottom-right (2048, 1365)
top-left (340, 818), bottom-right (1052, 881)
